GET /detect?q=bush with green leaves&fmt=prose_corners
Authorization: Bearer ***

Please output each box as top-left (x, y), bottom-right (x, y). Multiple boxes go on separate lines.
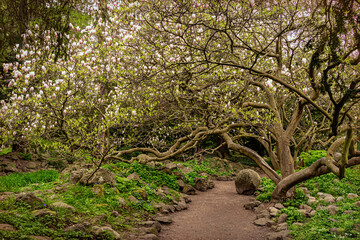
top-left (298, 150), bottom-right (326, 167)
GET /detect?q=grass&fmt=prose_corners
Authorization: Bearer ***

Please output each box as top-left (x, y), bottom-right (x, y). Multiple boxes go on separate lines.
top-left (0, 170), bottom-right (59, 192)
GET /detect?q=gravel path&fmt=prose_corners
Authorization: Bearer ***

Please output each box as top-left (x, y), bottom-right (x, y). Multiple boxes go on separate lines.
top-left (158, 181), bottom-right (271, 240)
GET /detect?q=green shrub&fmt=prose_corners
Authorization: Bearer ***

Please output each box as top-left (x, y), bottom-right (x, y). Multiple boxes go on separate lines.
top-left (298, 150), bottom-right (326, 167)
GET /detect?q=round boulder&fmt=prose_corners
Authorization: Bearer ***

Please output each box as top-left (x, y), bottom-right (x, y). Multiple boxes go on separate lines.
top-left (235, 169), bottom-right (260, 195)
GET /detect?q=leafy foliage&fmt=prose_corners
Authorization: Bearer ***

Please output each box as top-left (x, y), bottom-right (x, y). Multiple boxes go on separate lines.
top-left (298, 150), bottom-right (327, 167)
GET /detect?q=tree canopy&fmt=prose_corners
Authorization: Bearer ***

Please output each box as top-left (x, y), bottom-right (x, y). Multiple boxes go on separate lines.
top-left (1, 0), bottom-right (360, 200)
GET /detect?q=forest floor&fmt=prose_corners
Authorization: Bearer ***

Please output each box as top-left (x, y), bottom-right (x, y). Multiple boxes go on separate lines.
top-left (159, 180), bottom-right (271, 240)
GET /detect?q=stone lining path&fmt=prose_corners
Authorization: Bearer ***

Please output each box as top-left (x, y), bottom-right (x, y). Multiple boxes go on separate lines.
top-left (159, 180), bottom-right (271, 240)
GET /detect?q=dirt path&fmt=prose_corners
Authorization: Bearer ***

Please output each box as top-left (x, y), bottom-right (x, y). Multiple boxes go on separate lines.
top-left (159, 181), bottom-right (271, 240)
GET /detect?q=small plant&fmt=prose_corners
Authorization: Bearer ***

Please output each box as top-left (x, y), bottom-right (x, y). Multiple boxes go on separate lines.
top-left (280, 206), bottom-right (306, 224)
top-left (256, 177), bottom-right (276, 202)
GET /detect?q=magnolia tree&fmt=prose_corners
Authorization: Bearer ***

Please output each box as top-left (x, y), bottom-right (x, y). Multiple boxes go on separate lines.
top-left (1, 0), bottom-right (360, 200)
top-left (111, 0), bottom-right (360, 199)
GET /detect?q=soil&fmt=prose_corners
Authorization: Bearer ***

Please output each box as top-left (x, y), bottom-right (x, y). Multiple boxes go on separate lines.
top-left (159, 180), bottom-right (271, 240)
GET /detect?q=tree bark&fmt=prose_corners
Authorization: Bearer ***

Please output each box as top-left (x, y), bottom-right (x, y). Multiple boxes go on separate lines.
top-left (272, 156), bottom-right (360, 200)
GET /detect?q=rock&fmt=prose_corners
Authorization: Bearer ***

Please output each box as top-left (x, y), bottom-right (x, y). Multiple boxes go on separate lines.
top-left (91, 184), bottom-right (105, 197)
top-left (176, 201), bottom-right (188, 211)
top-left (307, 196), bottom-right (318, 205)
top-left (336, 196), bottom-right (344, 202)
top-left (343, 210), bottom-right (357, 214)
top-left (347, 193), bottom-right (359, 199)
top-left (323, 194), bottom-right (335, 203)
top-left (326, 204), bottom-right (338, 215)
top-left (266, 230), bottom-right (291, 240)
top-left (93, 226), bottom-right (121, 239)
top-left (141, 221), bottom-right (162, 233)
top-left (0, 223), bottom-right (16, 231)
top-left (4, 165), bottom-right (18, 173)
top-left (272, 222), bottom-right (288, 232)
top-left (180, 167), bottom-right (194, 174)
top-left (146, 161), bottom-right (156, 168)
top-left (111, 211), bottom-right (120, 217)
top-left (277, 213), bottom-right (288, 224)
top-left (165, 162), bottom-right (177, 171)
top-left (254, 218), bottom-right (275, 227)
top-left (142, 234), bottom-right (159, 240)
top-left (194, 177), bottom-right (208, 192)
top-left (299, 204), bottom-right (313, 213)
top-left (317, 192), bottom-right (324, 197)
top-left (65, 222), bottom-right (90, 232)
top-left (50, 202), bottom-right (76, 212)
top-left (173, 171), bottom-right (186, 180)
top-left (32, 209), bottom-right (57, 217)
top-left (309, 210), bottom-right (316, 217)
top-left (161, 205), bottom-right (175, 213)
top-left (127, 172), bottom-right (142, 181)
top-left (244, 200), bottom-right (261, 210)
top-left (299, 187), bottom-right (309, 194)
top-left (316, 204), bottom-right (325, 210)
top-left (269, 207), bottom-right (280, 217)
top-left (274, 203), bottom-right (285, 210)
top-left (155, 215), bottom-right (172, 224)
top-left (257, 210), bottom-right (271, 219)
top-left (128, 195), bottom-right (139, 204)
top-left (27, 162), bottom-right (37, 169)
top-left (235, 169), bottom-right (260, 195)
top-left (141, 226), bottom-right (158, 235)
top-left (177, 179), bottom-right (185, 190)
top-left (134, 189), bottom-right (148, 201)
top-left (181, 195), bottom-right (192, 203)
top-left (298, 209), bottom-right (307, 216)
top-left (78, 168), bottom-right (116, 186)
top-left (118, 197), bottom-right (126, 208)
top-left (69, 169), bottom-right (88, 184)
top-left (16, 193), bottom-right (43, 207)
top-left (161, 186), bottom-right (171, 195)
top-left (182, 184), bottom-right (196, 195)
top-left (254, 204), bottom-right (266, 214)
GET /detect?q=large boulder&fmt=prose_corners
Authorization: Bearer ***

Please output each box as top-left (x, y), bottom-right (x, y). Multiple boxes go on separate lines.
top-left (15, 192), bottom-right (44, 207)
top-left (235, 169), bottom-right (261, 195)
top-left (69, 168), bottom-right (116, 186)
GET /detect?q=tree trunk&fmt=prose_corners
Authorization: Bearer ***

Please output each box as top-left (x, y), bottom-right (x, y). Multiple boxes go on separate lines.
top-left (277, 134), bottom-right (295, 178)
top-left (272, 156), bottom-right (360, 200)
